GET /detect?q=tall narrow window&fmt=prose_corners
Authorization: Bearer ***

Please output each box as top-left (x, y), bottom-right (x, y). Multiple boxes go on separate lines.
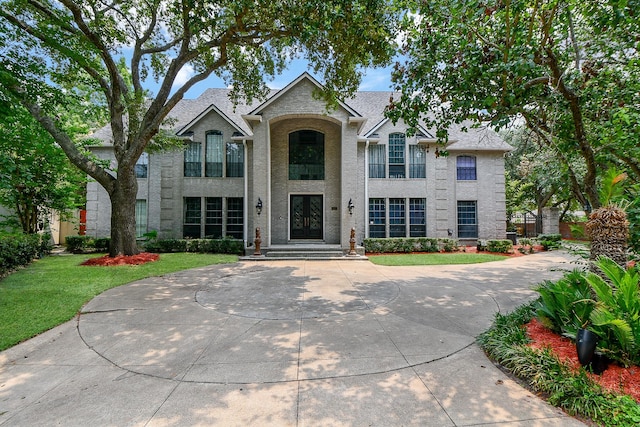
top-left (389, 198), bottom-right (406, 237)
top-left (135, 199), bottom-right (147, 237)
top-left (457, 201), bottom-right (478, 238)
top-left (368, 144), bottom-right (386, 178)
top-left (456, 155), bottom-right (477, 180)
top-left (226, 142), bottom-right (244, 177)
top-left (135, 152), bottom-right (148, 178)
top-left (388, 133), bottom-right (406, 178)
top-left (368, 198), bottom-right (386, 238)
top-left (205, 131), bottom-right (223, 177)
top-left (289, 130), bottom-right (324, 180)
top-left (226, 197), bottom-right (244, 239)
top-left (409, 198), bottom-right (426, 237)
top-left (409, 145), bottom-right (426, 178)
top-left (183, 197), bottom-right (201, 238)
top-left (205, 197), bottom-right (223, 238)
top-left (184, 142), bottom-right (202, 177)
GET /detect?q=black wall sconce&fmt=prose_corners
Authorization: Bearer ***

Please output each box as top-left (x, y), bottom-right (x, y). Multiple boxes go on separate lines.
top-left (348, 198), bottom-right (354, 216)
top-left (256, 198), bottom-right (263, 215)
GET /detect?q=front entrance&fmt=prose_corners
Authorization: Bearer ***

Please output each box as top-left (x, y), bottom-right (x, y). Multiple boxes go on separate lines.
top-left (290, 195), bottom-right (323, 239)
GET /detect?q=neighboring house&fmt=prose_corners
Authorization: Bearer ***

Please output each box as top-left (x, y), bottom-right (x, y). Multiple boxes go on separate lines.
top-left (87, 73), bottom-right (512, 253)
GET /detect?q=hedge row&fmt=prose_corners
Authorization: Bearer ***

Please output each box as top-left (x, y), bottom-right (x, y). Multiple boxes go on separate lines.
top-left (66, 235), bottom-right (245, 255)
top-left (363, 237), bottom-right (459, 254)
top-left (144, 238), bottom-right (244, 255)
top-left (65, 236), bottom-right (111, 253)
top-left (478, 239), bottom-right (513, 253)
top-left (0, 233), bottom-right (52, 277)
top-left (537, 233), bottom-right (562, 250)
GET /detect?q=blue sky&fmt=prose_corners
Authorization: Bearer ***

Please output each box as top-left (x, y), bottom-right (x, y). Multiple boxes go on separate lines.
top-left (162, 58), bottom-right (396, 99)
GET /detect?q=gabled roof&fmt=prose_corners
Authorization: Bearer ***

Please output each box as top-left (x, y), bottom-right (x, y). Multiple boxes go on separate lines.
top-left (248, 72), bottom-right (362, 118)
top-left (176, 102), bottom-right (246, 137)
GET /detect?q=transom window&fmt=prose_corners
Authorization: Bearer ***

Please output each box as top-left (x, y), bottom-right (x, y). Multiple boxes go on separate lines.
top-left (289, 130), bottom-right (325, 180)
top-left (456, 155), bottom-right (477, 180)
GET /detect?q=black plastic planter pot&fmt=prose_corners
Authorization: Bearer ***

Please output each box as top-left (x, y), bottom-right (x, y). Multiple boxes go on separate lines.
top-left (576, 328), bottom-right (598, 367)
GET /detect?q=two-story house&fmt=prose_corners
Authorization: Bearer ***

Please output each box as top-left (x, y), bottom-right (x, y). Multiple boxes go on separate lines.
top-left (87, 73), bottom-right (512, 255)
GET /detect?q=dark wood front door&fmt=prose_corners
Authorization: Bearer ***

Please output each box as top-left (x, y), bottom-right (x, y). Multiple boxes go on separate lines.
top-left (290, 195), bottom-right (323, 239)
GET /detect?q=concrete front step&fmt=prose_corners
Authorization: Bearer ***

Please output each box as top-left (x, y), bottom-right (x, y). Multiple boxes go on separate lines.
top-left (240, 245), bottom-right (367, 260)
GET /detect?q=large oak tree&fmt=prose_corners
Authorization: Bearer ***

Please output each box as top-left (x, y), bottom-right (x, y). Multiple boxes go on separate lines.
top-left (387, 0), bottom-right (639, 212)
top-left (0, 0), bottom-right (398, 256)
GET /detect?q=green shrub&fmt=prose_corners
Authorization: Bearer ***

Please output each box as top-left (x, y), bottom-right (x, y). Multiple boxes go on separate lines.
top-left (538, 233), bottom-right (562, 250)
top-left (65, 235), bottom-right (111, 253)
top-left (145, 238), bottom-right (243, 255)
top-left (363, 237), bottom-right (455, 254)
top-left (478, 302), bottom-right (640, 426)
top-left (535, 270), bottom-right (594, 337)
top-left (486, 239), bottom-right (513, 253)
top-left (0, 233), bottom-right (51, 276)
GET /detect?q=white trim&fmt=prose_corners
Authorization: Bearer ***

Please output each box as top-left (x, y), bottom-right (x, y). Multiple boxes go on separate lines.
top-left (176, 104), bottom-right (246, 137)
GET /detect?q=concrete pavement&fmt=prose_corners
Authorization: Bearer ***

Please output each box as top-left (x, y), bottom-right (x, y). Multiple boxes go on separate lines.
top-left (0, 251), bottom-right (587, 426)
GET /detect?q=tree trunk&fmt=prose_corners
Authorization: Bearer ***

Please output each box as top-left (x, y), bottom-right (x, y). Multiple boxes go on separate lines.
top-left (108, 167), bottom-right (140, 257)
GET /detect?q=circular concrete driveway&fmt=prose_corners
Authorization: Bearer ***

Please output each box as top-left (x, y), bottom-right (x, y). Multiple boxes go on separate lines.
top-left (77, 253), bottom-right (574, 385)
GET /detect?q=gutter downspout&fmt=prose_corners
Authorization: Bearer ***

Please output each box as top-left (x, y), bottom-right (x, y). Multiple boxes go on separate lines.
top-left (365, 140), bottom-right (369, 238)
top-left (242, 139), bottom-right (248, 250)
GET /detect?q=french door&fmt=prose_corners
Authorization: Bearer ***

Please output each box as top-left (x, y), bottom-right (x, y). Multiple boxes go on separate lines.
top-left (290, 195), bottom-right (323, 239)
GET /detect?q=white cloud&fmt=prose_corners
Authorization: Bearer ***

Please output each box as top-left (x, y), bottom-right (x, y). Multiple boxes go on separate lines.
top-left (172, 64), bottom-right (195, 89)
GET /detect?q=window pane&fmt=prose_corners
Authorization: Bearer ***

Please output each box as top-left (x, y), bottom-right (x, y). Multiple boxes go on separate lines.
top-left (409, 198), bottom-right (426, 237)
top-left (389, 198), bottom-right (406, 237)
top-left (368, 198), bottom-right (386, 238)
top-left (289, 130), bottom-right (324, 180)
top-left (184, 142), bottom-right (202, 177)
top-left (205, 197), bottom-right (223, 238)
top-left (409, 145), bottom-right (426, 178)
top-left (183, 197), bottom-right (201, 238)
top-left (457, 201), bottom-right (478, 238)
top-left (226, 142), bottom-right (244, 177)
top-left (135, 152), bottom-right (148, 178)
top-left (135, 199), bottom-right (147, 237)
top-left (388, 133), bottom-right (405, 178)
top-left (205, 131), bottom-right (223, 177)
top-left (226, 197), bottom-right (244, 239)
top-left (456, 155), bottom-right (477, 180)
top-left (368, 144), bottom-right (385, 178)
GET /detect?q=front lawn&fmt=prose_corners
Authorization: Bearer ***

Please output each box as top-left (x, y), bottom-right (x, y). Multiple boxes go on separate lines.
top-left (0, 253), bottom-right (237, 351)
top-left (368, 252), bottom-right (508, 266)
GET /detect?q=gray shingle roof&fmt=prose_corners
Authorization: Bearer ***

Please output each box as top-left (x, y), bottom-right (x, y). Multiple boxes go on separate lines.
top-left (90, 75), bottom-right (511, 152)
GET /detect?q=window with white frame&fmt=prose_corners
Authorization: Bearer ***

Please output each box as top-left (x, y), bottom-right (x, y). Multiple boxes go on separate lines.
top-left (389, 198), bottom-right (406, 237)
top-left (457, 201), bottom-right (478, 238)
top-left (388, 133), bottom-right (406, 178)
top-left (135, 199), bottom-right (147, 237)
top-left (409, 198), bottom-right (426, 237)
top-left (409, 145), bottom-right (426, 178)
top-left (368, 198), bottom-right (386, 238)
top-left (184, 142), bottom-right (202, 177)
top-left (135, 152), bottom-right (148, 178)
top-left (368, 144), bottom-right (386, 178)
top-left (456, 155), bottom-right (477, 180)
top-left (205, 131), bottom-right (224, 177)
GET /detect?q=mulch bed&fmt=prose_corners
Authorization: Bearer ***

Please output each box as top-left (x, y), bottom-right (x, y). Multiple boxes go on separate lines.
top-left (81, 252), bottom-right (159, 266)
top-left (525, 318), bottom-right (640, 402)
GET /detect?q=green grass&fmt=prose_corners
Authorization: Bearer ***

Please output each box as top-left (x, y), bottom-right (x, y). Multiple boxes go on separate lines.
top-left (368, 252), bottom-right (509, 266)
top-left (0, 253), bottom-right (237, 351)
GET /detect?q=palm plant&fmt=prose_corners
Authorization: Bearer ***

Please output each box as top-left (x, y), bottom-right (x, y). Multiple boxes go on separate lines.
top-left (585, 257), bottom-right (640, 366)
top-left (585, 168), bottom-right (630, 269)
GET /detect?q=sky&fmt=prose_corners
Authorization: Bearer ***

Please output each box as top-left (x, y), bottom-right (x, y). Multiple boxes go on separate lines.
top-left (156, 58), bottom-right (397, 99)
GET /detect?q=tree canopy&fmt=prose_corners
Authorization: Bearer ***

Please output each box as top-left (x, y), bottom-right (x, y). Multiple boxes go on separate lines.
top-left (0, 0), bottom-right (399, 255)
top-left (388, 0), bottom-right (640, 211)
